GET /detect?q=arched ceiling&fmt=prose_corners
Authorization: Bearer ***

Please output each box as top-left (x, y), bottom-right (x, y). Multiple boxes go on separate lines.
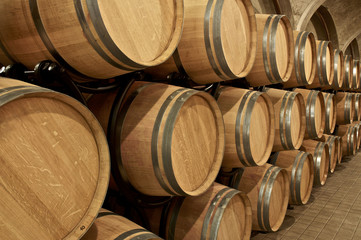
top-left (323, 0), bottom-right (361, 53)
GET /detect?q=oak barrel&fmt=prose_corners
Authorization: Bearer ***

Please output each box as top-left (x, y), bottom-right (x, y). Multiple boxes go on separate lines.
top-left (0, 0), bottom-right (184, 80)
top-left (353, 60), bottom-right (361, 90)
top-left (335, 125), bottom-right (357, 156)
top-left (230, 164), bottom-right (289, 232)
top-left (322, 49), bottom-right (344, 90)
top-left (322, 92), bottom-right (337, 134)
top-left (146, 183), bottom-right (253, 240)
top-left (294, 88), bottom-right (325, 139)
top-left (333, 49), bottom-right (345, 89)
top-left (352, 122), bottom-right (361, 150)
top-left (270, 151), bottom-right (314, 205)
top-left (320, 135), bottom-right (339, 173)
top-left (216, 86), bottom-right (275, 167)
top-left (283, 31), bottom-right (316, 88)
top-left (81, 209), bottom-right (161, 240)
top-left (335, 92), bottom-right (355, 125)
top-left (145, 0), bottom-right (257, 84)
top-left (0, 78), bottom-right (110, 240)
top-left (354, 93), bottom-right (361, 121)
top-left (342, 55), bottom-right (353, 90)
top-left (302, 140), bottom-right (329, 186)
top-left (264, 88), bottom-right (306, 151)
top-left (246, 14), bottom-right (294, 87)
top-left (306, 41), bottom-right (334, 88)
top-left (337, 136), bottom-right (343, 164)
top-left (88, 82), bottom-right (225, 196)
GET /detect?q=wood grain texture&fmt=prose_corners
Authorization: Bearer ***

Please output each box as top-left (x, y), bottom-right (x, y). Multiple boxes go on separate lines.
top-left (145, 0), bottom-right (257, 84)
top-left (217, 86), bottom-right (275, 167)
top-left (0, 78), bottom-right (110, 240)
top-left (81, 209), bottom-right (161, 240)
top-left (0, 0), bottom-right (183, 80)
top-left (294, 88), bottom-right (325, 139)
top-left (322, 49), bottom-right (344, 90)
top-left (306, 41), bottom-right (334, 89)
top-left (322, 92), bottom-right (337, 134)
top-left (302, 139), bottom-right (329, 186)
top-left (283, 31), bottom-right (316, 88)
top-left (88, 82), bottom-right (224, 196)
top-left (265, 88), bottom-right (306, 151)
top-left (247, 14), bottom-right (294, 87)
top-left (270, 150), bottom-right (314, 205)
top-left (335, 92), bottom-right (355, 125)
top-left (230, 164), bottom-right (289, 232)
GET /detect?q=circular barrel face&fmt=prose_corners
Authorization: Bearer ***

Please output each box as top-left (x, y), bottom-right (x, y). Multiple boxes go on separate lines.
top-left (319, 145), bottom-right (329, 185)
top-left (304, 35), bottom-right (314, 83)
top-left (299, 154), bottom-right (313, 204)
top-left (335, 51), bottom-right (344, 87)
top-left (290, 94), bottom-right (305, 148)
top-left (314, 93), bottom-right (325, 137)
top-left (97, 0), bottom-right (180, 64)
top-left (218, 193), bottom-right (252, 239)
top-left (0, 85), bottom-right (109, 239)
top-left (221, 0), bottom-right (254, 76)
top-left (325, 43), bottom-right (332, 85)
top-left (328, 96), bottom-right (336, 133)
top-left (172, 94), bottom-right (220, 193)
top-left (250, 96), bottom-right (273, 161)
top-left (275, 19), bottom-right (290, 79)
top-left (268, 169), bottom-right (289, 231)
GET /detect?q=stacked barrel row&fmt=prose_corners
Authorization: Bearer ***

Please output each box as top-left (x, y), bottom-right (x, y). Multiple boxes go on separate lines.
top-left (1, 0), bottom-right (361, 239)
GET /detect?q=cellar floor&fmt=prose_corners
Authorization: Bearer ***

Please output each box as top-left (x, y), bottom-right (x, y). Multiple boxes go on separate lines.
top-left (251, 151), bottom-right (361, 240)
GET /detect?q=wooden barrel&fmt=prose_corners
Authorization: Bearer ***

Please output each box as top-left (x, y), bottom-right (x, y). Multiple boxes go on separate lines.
top-left (88, 82), bottom-right (225, 196)
top-left (283, 31), bottom-right (316, 88)
top-left (294, 88), bottom-right (325, 139)
top-left (146, 183), bottom-right (253, 240)
top-left (333, 49), bottom-right (345, 89)
top-left (322, 49), bottom-right (344, 90)
top-left (322, 92), bottom-right (337, 134)
top-left (352, 122), bottom-right (361, 150)
top-left (342, 55), bottom-right (353, 90)
top-left (337, 136), bottom-right (343, 164)
top-left (230, 164), bottom-right (289, 232)
top-left (302, 140), bottom-right (329, 186)
top-left (0, 1), bottom-right (184, 80)
top-left (216, 86), bottom-right (274, 167)
top-left (320, 135), bottom-right (339, 173)
top-left (269, 151), bottom-right (314, 205)
top-left (246, 14), bottom-right (294, 87)
top-left (145, 0), bottom-right (257, 84)
top-left (353, 60), bottom-right (361, 90)
top-left (81, 209), bottom-right (162, 240)
top-left (354, 93), bottom-right (361, 121)
top-left (335, 125), bottom-right (357, 156)
top-left (335, 92), bottom-right (355, 125)
top-left (306, 41), bottom-right (334, 88)
top-left (263, 88), bottom-right (306, 151)
top-left (0, 78), bottom-right (110, 239)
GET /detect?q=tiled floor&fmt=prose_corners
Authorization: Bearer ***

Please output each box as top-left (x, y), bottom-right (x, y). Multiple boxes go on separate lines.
top-left (252, 151), bottom-right (361, 240)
